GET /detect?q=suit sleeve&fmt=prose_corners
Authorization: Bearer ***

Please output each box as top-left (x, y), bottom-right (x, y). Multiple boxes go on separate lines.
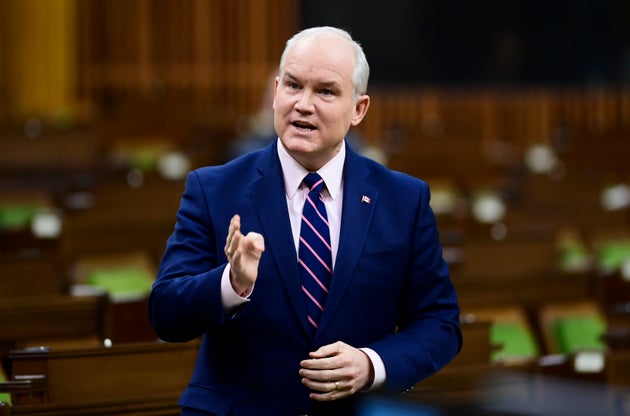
top-left (148, 170), bottom-right (228, 342)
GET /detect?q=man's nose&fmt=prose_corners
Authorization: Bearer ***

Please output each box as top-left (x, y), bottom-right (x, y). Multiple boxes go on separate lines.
top-left (295, 90), bottom-right (314, 112)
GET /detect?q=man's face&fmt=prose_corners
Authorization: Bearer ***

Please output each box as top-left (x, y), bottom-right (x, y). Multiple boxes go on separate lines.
top-left (273, 33), bottom-right (369, 171)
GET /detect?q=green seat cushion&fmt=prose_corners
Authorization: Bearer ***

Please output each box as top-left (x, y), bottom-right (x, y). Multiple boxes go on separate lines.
top-left (85, 268), bottom-right (153, 301)
top-left (491, 322), bottom-right (539, 362)
top-left (130, 150), bottom-right (159, 171)
top-left (0, 367), bottom-right (11, 405)
top-left (553, 315), bottom-right (607, 354)
top-left (0, 204), bottom-right (41, 230)
top-left (598, 241), bottom-right (630, 272)
top-left (558, 245), bottom-right (590, 271)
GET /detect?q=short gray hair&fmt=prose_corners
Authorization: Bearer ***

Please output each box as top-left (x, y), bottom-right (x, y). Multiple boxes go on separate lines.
top-left (279, 26), bottom-right (370, 102)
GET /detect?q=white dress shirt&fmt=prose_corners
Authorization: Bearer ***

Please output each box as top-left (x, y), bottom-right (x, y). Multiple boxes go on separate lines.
top-left (220, 139), bottom-right (386, 391)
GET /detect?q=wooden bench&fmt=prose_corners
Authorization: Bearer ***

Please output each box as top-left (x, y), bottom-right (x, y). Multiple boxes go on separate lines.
top-left (606, 349), bottom-right (630, 416)
top-left (452, 235), bottom-right (591, 308)
top-left (0, 250), bottom-right (158, 350)
top-left (0, 132), bottom-right (100, 174)
top-left (58, 177), bottom-right (183, 263)
top-left (536, 300), bottom-right (607, 356)
top-left (0, 341), bottom-right (198, 415)
top-left (0, 295), bottom-right (106, 354)
top-left (607, 349), bottom-right (630, 387)
top-left (461, 305), bottom-right (541, 366)
top-left (68, 251), bottom-right (160, 343)
top-left (0, 252), bottom-right (107, 357)
top-left (0, 253), bottom-right (63, 298)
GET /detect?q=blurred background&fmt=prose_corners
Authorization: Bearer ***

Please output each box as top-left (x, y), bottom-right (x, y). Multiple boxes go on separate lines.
top-left (1, 1), bottom-right (630, 414)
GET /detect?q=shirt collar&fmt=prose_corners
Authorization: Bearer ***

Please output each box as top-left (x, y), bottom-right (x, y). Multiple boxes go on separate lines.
top-left (277, 138), bottom-right (345, 201)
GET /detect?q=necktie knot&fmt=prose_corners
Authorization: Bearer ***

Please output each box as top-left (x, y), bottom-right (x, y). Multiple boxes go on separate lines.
top-left (303, 172), bottom-right (325, 194)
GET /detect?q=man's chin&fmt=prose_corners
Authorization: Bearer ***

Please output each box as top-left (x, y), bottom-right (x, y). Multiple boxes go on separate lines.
top-left (282, 136), bottom-right (320, 152)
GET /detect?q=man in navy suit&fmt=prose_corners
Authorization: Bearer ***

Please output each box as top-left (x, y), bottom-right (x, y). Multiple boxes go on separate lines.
top-left (148, 26), bottom-right (461, 416)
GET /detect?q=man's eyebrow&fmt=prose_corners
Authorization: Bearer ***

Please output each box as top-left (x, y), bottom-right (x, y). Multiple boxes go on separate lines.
top-left (282, 72), bottom-right (340, 89)
top-left (317, 80), bottom-right (341, 90)
top-left (282, 72), bottom-right (298, 82)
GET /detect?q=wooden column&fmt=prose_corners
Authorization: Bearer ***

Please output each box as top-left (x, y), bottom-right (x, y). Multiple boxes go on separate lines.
top-left (0, 0), bottom-right (78, 122)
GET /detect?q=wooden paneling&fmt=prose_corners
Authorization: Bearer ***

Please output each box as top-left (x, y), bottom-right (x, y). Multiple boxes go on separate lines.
top-left (356, 88), bottom-right (630, 183)
top-left (77, 0), bottom-right (298, 129)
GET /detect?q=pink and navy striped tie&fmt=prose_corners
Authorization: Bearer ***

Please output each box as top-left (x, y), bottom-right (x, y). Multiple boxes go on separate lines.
top-left (298, 172), bottom-right (332, 335)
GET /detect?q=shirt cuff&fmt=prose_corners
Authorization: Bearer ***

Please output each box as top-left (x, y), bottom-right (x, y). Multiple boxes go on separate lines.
top-left (220, 264), bottom-right (251, 314)
top-left (359, 347), bottom-right (386, 391)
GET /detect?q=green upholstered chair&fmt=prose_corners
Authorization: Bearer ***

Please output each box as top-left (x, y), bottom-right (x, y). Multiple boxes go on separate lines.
top-left (491, 321), bottom-right (540, 362)
top-left (553, 314), bottom-right (607, 354)
top-left (0, 204), bottom-right (41, 231)
top-left (464, 306), bottom-right (541, 365)
top-left (539, 301), bottom-right (607, 356)
top-left (0, 366), bottom-right (11, 405)
top-left (598, 240), bottom-right (630, 273)
top-left (85, 267), bottom-right (153, 302)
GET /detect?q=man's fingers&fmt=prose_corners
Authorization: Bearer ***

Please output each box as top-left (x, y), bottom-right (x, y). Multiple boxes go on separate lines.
top-left (246, 232), bottom-right (265, 254)
top-left (300, 341), bottom-right (371, 400)
top-left (309, 341), bottom-right (344, 359)
top-left (225, 215), bottom-right (241, 257)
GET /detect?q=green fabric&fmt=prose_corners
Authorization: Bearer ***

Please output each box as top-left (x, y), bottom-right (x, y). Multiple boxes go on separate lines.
top-left (491, 322), bottom-right (539, 362)
top-left (598, 240), bottom-right (630, 272)
top-left (558, 245), bottom-right (590, 271)
top-left (85, 268), bottom-right (153, 301)
top-left (0, 367), bottom-right (11, 405)
top-left (553, 315), bottom-right (607, 354)
top-left (129, 148), bottom-right (162, 171)
top-left (0, 204), bottom-right (40, 230)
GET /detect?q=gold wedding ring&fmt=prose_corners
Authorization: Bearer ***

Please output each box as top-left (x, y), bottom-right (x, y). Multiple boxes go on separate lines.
top-left (334, 381), bottom-right (341, 391)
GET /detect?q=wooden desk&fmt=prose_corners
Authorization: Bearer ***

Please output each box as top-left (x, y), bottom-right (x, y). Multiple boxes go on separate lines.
top-left (0, 295), bottom-right (107, 362)
top-left (1, 341), bottom-right (198, 415)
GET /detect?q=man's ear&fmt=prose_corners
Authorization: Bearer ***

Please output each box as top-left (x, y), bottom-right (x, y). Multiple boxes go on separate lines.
top-left (272, 76), bottom-right (280, 110)
top-left (351, 95), bottom-right (370, 126)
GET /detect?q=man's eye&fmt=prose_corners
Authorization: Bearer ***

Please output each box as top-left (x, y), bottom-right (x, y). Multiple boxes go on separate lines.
top-left (288, 82), bottom-right (300, 89)
top-left (320, 89), bottom-right (333, 95)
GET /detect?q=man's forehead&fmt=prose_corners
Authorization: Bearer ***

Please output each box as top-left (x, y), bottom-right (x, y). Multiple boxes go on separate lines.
top-left (288, 33), bottom-right (354, 63)
top-left (282, 70), bottom-right (341, 85)
top-left (282, 53), bottom-right (353, 83)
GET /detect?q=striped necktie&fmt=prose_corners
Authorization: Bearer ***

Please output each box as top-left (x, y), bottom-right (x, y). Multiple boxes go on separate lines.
top-left (298, 172), bottom-right (332, 334)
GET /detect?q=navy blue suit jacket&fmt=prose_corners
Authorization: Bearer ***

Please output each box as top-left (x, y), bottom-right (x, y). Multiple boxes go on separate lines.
top-left (148, 140), bottom-right (462, 415)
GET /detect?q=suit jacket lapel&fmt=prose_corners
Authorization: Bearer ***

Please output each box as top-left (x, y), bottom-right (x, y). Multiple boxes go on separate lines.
top-left (249, 143), bottom-right (311, 336)
top-left (316, 149), bottom-right (377, 338)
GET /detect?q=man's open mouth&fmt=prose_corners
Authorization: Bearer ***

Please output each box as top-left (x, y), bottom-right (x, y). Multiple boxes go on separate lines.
top-left (292, 121), bottom-right (316, 131)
